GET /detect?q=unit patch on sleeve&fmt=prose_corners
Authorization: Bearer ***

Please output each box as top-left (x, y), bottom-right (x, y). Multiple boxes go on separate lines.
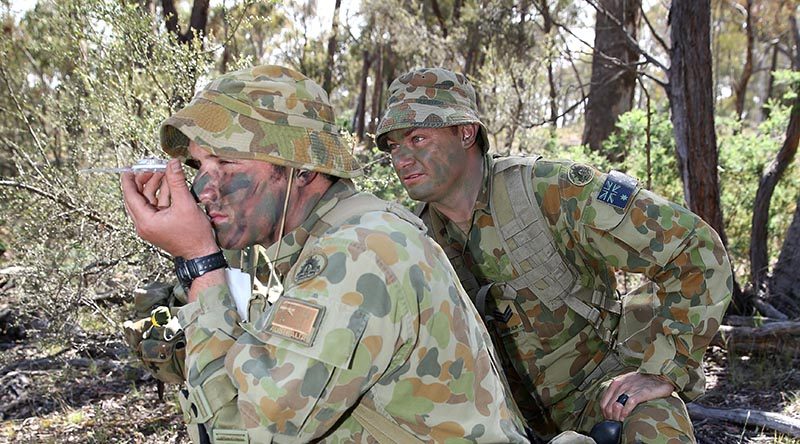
top-left (267, 297), bottom-right (325, 346)
top-left (568, 163), bottom-right (594, 187)
top-left (294, 253), bottom-right (327, 284)
top-left (597, 170), bottom-right (639, 210)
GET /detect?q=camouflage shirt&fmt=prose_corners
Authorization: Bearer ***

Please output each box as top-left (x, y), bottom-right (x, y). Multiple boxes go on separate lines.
top-left (425, 155), bottom-right (732, 408)
top-left (177, 180), bottom-right (528, 442)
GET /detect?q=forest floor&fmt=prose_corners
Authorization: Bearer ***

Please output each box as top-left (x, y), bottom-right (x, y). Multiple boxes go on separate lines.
top-left (0, 295), bottom-right (798, 443)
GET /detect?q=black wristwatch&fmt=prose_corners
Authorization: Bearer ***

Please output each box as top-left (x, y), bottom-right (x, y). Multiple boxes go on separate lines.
top-left (174, 251), bottom-right (228, 291)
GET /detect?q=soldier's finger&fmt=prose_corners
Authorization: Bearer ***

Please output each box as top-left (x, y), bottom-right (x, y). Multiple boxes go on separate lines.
top-left (603, 385), bottom-right (630, 420)
top-left (617, 392), bottom-right (640, 421)
top-left (134, 171), bottom-right (154, 193)
top-left (600, 379), bottom-right (625, 417)
top-left (156, 175), bottom-right (171, 208)
top-left (121, 172), bottom-right (155, 225)
top-left (164, 159), bottom-right (195, 209)
top-left (142, 172), bottom-right (165, 205)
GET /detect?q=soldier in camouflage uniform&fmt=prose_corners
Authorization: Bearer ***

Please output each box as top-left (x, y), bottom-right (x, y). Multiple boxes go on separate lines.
top-left (120, 65), bottom-right (531, 443)
top-left (375, 67), bottom-right (733, 444)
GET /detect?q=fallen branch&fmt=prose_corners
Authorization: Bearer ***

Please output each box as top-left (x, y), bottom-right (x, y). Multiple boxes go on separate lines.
top-left (711, 321), bottom-right (800, 354)
top-left (753, 297), bottom-right (789, 320)
top-left (723, 315), bottom-right (786, 327)
top-left (687, 403), bottom-right (800, 437)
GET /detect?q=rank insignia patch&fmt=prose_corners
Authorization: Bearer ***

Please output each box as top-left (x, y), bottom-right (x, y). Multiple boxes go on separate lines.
top-left (294, 253), bottom-right (327, 284)
top-left (267, 297), bottom-right (325, 346)
top-left (568, 163), bottom-right (594, 187)
top-left (597, 170), bottom-right (638, 210)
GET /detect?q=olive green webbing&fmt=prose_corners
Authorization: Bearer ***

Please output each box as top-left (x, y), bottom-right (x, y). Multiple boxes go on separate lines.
top-left (351, 403), bottom-right (425, 444)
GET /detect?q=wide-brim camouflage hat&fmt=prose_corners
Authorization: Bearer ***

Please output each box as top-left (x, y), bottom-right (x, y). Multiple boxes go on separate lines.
top-left (160, 65), bottom-right (362, 178)
top-left (375, 67), bottom-right (490, 152)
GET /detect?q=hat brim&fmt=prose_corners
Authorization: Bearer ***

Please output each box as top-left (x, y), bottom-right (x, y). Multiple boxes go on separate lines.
top-left (375, 101), bottom-right (490, 152)
top-left (160, 101), bottom-right (362, 178)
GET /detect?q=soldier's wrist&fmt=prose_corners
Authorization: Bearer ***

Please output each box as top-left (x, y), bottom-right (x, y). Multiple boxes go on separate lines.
top-left (174, 250), bottom-right (228, 292)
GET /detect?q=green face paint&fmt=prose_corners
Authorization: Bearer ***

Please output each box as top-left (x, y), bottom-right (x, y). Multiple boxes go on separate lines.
top-left (190, 145), bottom-right (288, 250)
top-left (387, 127), bottom-right (475, 205)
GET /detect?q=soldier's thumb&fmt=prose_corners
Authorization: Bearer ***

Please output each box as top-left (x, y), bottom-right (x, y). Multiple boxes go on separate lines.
top-left (165, 159), bottom-right (194, 206)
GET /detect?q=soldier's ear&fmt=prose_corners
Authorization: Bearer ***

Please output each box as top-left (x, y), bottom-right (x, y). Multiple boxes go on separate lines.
top-left (460, 124), bottom-right (479, 149)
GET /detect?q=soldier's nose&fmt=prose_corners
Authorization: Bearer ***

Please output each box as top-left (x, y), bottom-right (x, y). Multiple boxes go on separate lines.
top-left (391, 148), bottom-right (415, 170)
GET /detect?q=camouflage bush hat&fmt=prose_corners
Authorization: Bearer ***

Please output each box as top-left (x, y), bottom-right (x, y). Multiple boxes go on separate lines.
top-left (160, 65), bottom-right (362, 178)
top-left (375, 67), bottom-right (490, 152)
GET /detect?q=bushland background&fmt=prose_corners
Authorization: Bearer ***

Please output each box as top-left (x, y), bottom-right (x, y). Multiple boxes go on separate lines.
top-left (1, 0), bottom-right (799, 442)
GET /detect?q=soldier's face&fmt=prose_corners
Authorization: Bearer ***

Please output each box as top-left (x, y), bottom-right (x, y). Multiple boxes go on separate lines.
top-left (188, 142), bottom-right (288, 250)
top-left (386, 126), bottom-right (471, 204)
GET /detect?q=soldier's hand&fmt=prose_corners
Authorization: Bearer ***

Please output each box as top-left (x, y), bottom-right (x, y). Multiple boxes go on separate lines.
top-left (121, 159), bottom-right (218, 258)
top-left (133, 170), bottom-right (171, 208)
top-left (599, 371), bottom-right (674, 422)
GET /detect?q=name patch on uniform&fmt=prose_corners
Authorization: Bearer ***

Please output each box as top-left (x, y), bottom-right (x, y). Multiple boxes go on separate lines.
top-left (597, 170), bottom-right (638, 210)
top-left (294, 253), bottom-right (327, 284)
top-left (267, 297), bottom-right (325, 346)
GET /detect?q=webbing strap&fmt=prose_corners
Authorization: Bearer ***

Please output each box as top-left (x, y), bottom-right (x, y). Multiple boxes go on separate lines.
top-left (492, 157), bottom-right (620, 345)
top-left (184, 370), bottom-right (238, 424)
top-left (351, 403), bottom-right (424, 444)
top-left (497, 160), bottom-right (575, 311)
top-left (577, 348), bottom-right (625, 391)
top-left (212, 428), bottom-right (249, 444)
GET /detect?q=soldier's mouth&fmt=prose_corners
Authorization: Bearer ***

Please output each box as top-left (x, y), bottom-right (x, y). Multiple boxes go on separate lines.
top-left (207, 211), bottom-right (228, 225)
top-left (402, 173), bottom-right (425, 185)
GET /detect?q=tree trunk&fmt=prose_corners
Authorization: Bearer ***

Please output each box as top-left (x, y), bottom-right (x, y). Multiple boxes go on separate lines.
top-left (430, 0), bottom-right (449, 38)
top-left (733, 0), bottom-right (754, 121)
top-left (367, 45), bottom-right (384, 149)
top-left (750, 97), bottom-right (800, 289)
top-left (187, 0), bottom-right (209, 41)
top-left (353, 50), bottom-right (372, 143)
top-left (667, 0), bottom-right (728, 246)
top-left (762, 43), bottom-right (780, 121)
top-left (322, 0), bottom-right (342, 94)
top-left (161, 0), bottom-right (209, 44)
top-left (770, 194), bottom-right (800, 317)
top-left (582, 0), bottom-right (641, 159)
top-left (536, 0), bottom-right (558, 135)
top-left (452, 0), bottom-right (463, 23)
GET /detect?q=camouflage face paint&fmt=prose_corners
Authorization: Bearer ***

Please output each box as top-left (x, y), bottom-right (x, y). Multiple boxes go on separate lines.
top-left (387, 127), bottom-right (475, 205)
top-left (189, 143), bottom-right (288, 250)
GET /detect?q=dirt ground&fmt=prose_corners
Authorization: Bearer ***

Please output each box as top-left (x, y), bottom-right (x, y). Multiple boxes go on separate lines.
top-left (1, 306), bottom-right (798, 443)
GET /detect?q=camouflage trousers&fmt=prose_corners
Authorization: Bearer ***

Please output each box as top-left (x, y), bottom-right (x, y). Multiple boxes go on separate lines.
top-left (549, 355), bottom-right (696, 444)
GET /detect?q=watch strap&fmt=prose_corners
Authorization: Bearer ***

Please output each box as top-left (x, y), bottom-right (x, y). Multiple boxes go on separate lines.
top-left (174, 251), bottom-right (228, 291)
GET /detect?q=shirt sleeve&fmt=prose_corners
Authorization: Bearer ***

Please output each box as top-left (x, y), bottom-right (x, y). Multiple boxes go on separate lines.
top-left (547, 163), bottom-right (732, 400)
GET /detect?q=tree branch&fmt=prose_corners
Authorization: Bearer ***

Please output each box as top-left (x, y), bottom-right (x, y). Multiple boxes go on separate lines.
top-left (640, 3), bottom-right (669, 54)
top-left (583, 0), bottom-right (669, 73)
top-left (687, 404), bottom-right (800, 437)
top-left (0, 180), bottom-right (120, 231)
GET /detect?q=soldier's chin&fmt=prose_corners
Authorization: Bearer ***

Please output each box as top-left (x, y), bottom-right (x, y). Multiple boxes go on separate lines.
top-left (404, 185), bottom-right (433, 202)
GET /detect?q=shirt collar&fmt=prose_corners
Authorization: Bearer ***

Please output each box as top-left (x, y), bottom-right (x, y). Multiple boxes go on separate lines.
top-left (473, 154), bottom-right (493, 213)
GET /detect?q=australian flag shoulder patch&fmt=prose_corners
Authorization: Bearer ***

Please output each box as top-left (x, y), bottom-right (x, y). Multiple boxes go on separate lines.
top-left (597, 170), bottom-right (638, 210)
